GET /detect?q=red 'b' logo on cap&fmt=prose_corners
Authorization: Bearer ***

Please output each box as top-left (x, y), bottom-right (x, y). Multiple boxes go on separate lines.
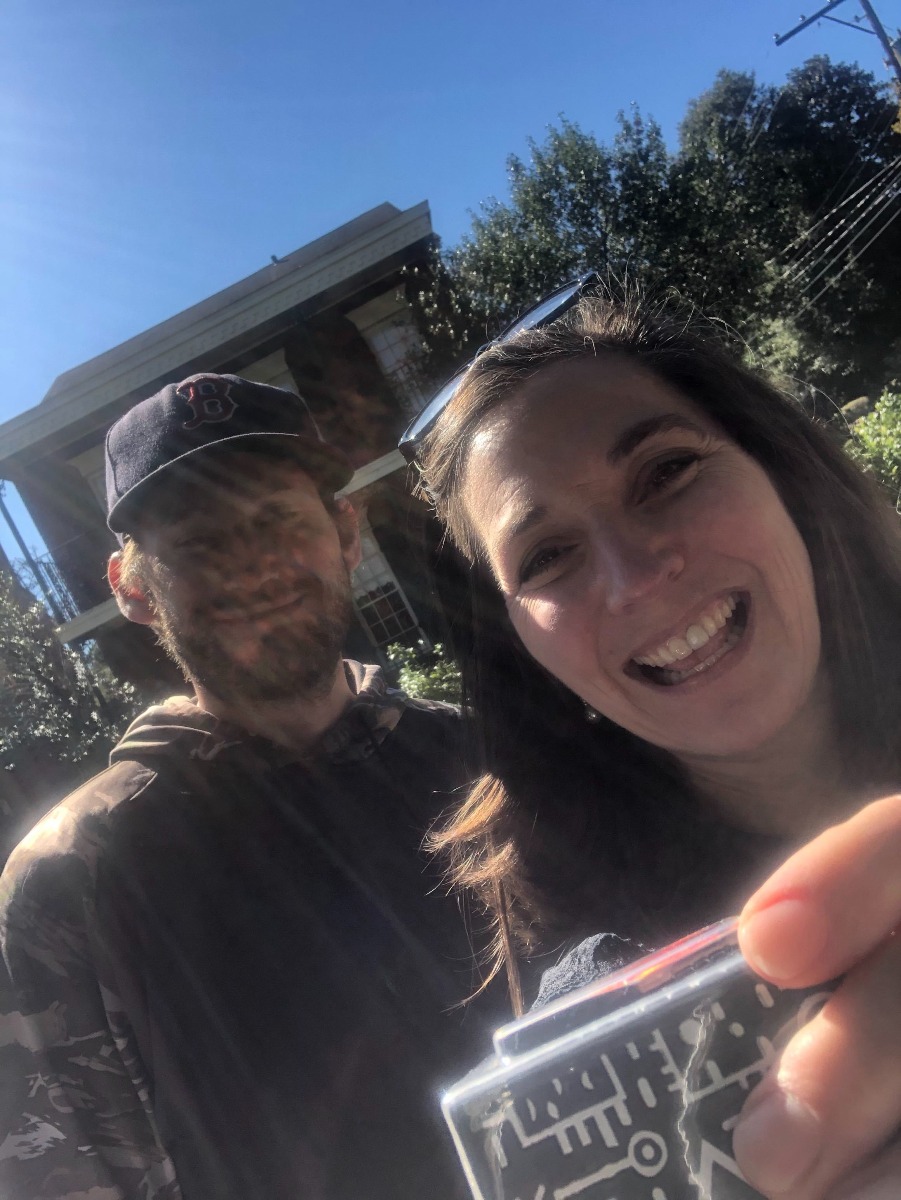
top-left (178, 376), bottom-right (238, 430)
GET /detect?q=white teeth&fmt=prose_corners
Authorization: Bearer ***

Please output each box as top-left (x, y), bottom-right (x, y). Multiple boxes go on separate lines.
top-left (633, 594), bottom-right (741, 669)
top-left (659, 628), bottom-right (741, 684)
top-left (667, 637), bottom-right (691, 661)
top-left (685, 624), bottom-right (709, 651)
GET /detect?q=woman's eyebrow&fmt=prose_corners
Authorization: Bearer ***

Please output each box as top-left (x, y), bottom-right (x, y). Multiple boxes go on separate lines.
top-left (504, 504), bottom-right (549, 546)
top-left (607, 414), bottom-right (708, 465)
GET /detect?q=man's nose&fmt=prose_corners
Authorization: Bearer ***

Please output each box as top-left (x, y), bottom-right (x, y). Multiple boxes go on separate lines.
top-left (217, 529), bottom-right (288, 590)
top-left (595, 526), bottom-right (684, 615)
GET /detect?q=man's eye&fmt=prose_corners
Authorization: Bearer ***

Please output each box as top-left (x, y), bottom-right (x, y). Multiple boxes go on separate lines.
top-left (640, 453), bottom-right (700, 500)
top-left (260, 511), bottom-right (310, 534)
top-left (175, 534), bottom-right (217, 551)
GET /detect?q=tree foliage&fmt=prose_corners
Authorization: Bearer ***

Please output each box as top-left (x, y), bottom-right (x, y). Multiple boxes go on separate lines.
top-left (407, 57), bottom-right (901, 402)
top-left (386, 641), bottom-right (462, 705)
top-left (0, 572), bottom-right (138, 771)
top-left (848, 391), bottom-right (901, 504)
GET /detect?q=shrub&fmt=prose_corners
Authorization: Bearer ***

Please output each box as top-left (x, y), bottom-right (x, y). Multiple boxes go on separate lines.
top-left (848, 391), bottom-right (901, 506)
top-left (386, 642), bottom-right (462, 705)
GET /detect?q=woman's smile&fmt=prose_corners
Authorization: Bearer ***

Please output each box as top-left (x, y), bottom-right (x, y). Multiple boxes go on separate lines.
top-left (627, 590), bottom-right (750, 687)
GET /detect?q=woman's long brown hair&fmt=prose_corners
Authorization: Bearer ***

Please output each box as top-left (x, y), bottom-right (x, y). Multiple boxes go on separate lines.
top-left (420, 289), bottom-right (901, 1001)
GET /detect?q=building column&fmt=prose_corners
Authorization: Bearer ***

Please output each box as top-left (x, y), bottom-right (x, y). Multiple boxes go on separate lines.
top-left (237, 348), bottom-right (300, 393)
top-left (345, 292), bottom-right (425, 418)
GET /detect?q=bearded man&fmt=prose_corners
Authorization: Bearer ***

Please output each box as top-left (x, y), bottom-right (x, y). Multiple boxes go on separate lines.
top-left (0, 375), bottom-right (485, 1200)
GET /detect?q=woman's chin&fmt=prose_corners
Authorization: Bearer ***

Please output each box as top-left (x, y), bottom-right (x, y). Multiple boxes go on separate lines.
top-left (630, 677), bottom-right (822, 763)
top-left (587, 662), bottom-right (819, 764)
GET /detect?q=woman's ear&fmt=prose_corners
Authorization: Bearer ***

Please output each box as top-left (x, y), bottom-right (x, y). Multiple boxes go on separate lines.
top-left (108, 552), bottom-right (156, 626)
top-left (333, 496), bottom-right (362, 574)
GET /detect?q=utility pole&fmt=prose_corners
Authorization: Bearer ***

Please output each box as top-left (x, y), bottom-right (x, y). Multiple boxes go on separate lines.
top-left (775, 1), bottom-right (851, 46)
top-left (859, 0), bottom-right (901, 86)
top-left (776, 0), bottom-right (901, 89)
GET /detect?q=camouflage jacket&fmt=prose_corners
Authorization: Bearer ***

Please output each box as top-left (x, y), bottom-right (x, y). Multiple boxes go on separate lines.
top-left (0, 663), bottom-right (488, 1200)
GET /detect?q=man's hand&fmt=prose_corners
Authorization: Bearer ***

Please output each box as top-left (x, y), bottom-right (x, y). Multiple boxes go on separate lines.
top-left (733, 794), bottom-right (901, 1198)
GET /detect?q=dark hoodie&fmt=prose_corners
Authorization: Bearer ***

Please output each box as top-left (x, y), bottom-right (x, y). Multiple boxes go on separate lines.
top-left (0, 664), bottom-right (491, 1200)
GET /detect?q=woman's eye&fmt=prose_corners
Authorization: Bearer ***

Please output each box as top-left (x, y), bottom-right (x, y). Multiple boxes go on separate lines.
top-left (520, 544), bottom-right (572, 584)
top-left (640, 453), bottom-right (700, 500)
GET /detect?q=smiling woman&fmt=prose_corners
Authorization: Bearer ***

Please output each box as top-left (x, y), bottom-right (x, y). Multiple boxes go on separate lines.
top-left (417, 292), bottom-right (901, 953)
top-left (411, 287), bottom-right (901, 1198)
top-left (458, 352), bottom-right (826, 766)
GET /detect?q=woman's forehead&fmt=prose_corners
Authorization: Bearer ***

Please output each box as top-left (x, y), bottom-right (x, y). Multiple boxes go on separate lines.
top-left (457, 357), bottom-right (713, 558)
top-left (468, 356), bottom-right (704, 476)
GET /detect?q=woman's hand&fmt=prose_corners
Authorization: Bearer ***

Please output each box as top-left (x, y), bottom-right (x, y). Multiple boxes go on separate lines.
top-left (732, 793), bottom-right (901, 1199)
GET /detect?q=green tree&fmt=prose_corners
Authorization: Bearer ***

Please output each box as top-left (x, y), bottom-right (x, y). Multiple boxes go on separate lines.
top-left (407, 113), bottom-right (672, 376)
top-left (679, 58), bottom-right (901, 393)
top-left (408, 57), bottom-right (901, 402)
top-left (0, 571), bottom-right (138, 773)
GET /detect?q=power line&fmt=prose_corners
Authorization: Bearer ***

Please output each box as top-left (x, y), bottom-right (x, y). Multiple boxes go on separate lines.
top-left (781, 157), bottom-right (900, 279)
top-left (746, 86), bottom-right (786, 156)
top-left (799, 101), bottom-right (898, 236)
top-left (727, 76), bottom-right (759, 154)
top-left (792, 162), bottom-right (901, 297)
top-left (793, 165), bottom-right (901, 311)
top-left (781, 154), bottom-right (897, 259)
top-left (786, 171), bottom-right (897, 287)
top-left (794, 190), bottom-right (901, 316)
top-left (722, 79), bottom-right (789, 193)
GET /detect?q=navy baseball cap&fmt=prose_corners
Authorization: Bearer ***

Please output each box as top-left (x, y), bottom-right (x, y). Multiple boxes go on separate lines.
top-left (105, 373), bottom-right (354, 537)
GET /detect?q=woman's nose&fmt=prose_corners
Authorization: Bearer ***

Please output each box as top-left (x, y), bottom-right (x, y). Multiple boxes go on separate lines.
top-left (596, 527), bottom-right (684, 615)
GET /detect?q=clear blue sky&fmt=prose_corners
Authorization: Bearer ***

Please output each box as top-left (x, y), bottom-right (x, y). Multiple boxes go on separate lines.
top-left (1, 0), bottom-right (898, 562)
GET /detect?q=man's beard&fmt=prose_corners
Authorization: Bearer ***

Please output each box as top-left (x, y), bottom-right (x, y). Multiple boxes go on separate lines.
top-left (152, 572), bottom-right (355, 708)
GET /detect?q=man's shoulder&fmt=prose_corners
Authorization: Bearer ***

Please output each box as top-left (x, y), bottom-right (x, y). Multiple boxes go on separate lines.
top-left (0, 758), bottom-right (159, 911)
top-left (392, 693), bottom-right (465, 747)
top-left (368, 695), bottom-right (470, 799)
top-left (400, 694), bottom-right (463, 721)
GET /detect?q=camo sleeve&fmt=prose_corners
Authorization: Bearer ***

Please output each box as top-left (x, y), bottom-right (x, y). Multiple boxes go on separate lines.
top-left (0, 836), bottom-right (182, 1200)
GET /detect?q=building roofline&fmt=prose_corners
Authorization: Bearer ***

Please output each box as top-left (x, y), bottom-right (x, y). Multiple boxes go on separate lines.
top-left (0, 201), bottom-right (431, 470)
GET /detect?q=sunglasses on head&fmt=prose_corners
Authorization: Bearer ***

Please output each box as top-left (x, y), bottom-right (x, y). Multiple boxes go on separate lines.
top-left (398, 271), bottom-right (600, 464)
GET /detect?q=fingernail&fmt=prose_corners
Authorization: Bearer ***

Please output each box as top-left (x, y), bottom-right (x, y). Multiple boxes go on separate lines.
top-left (739, 895), bottom-right (830, 982)
top-left (733, 1088), bottom-right (822, 1194)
